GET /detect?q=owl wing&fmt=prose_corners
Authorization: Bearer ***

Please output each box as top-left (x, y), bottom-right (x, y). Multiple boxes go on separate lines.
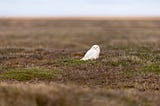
top-left (83, 49), bottom-right (97, 59)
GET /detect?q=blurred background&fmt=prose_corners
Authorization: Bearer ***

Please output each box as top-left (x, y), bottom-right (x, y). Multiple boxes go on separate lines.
top-left (0, 0), bottom-right (160, 49)
top-left (0, 0), bottom-right (160, 17)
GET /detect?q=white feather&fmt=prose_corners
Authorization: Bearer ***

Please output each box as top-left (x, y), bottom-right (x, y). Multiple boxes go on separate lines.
top-left (81, 45), bottom-right (100, 61)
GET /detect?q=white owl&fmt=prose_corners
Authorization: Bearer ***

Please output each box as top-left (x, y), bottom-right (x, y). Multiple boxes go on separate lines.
top-left (81, 45), bottom-right (100, 61)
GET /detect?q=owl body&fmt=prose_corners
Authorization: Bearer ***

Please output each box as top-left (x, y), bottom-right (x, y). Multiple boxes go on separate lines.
top-left (81, 45), bottom-right (100, 61)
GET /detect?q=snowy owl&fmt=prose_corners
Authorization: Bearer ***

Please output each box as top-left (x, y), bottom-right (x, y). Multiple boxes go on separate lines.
top-left (81, 45), bottom-right (100, 61)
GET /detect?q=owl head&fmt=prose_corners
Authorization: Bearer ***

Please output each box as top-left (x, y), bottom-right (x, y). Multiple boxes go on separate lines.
top-left (91, 45), bottom-right (100, 51)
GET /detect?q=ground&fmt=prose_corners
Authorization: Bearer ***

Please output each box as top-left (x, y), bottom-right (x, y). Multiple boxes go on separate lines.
top-left (0, 17), bottom-right (160, 106)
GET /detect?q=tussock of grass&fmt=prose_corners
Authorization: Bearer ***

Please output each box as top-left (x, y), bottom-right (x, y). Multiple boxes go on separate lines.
top-left (0, 67), bottom-right (62, 81)
top-left (122, 96), bottom-right (139, 106)
top-left (107, 56), bottom-right (143, 67)
top-left (108, 60), bottom-right (129, 67)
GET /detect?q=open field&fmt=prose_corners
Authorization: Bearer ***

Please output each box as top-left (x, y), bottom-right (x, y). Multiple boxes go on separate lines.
top-left (0, 17), bottom-right (160, 106)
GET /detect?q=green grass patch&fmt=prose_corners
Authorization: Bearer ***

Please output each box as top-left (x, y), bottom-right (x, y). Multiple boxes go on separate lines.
top-left (0, 67), bottom-right (62, 81)
top-left (141, 63), bottom-right (160, 74)
top-left (108, 60), bottom-right (129, 67)
top-left (50, 58), bottom-right (88, 67)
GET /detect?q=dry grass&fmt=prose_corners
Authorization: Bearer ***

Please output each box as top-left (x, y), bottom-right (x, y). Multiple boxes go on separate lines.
top-left (0, 83), bottom-right (160, 106)
top-left (0, 17), bottom-right (160, 106)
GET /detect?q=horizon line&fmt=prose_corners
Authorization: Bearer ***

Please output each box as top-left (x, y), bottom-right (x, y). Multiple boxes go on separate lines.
top-left (0, 16), bottom-right (160, 20)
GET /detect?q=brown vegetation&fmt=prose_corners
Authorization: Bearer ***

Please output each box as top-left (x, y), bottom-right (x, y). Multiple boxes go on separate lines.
top-left (0, 17), bottom-right (160, 106)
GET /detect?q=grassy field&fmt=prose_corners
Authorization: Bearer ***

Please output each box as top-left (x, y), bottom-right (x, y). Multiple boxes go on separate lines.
top-left (0, 17), bottom-right (160, 106)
